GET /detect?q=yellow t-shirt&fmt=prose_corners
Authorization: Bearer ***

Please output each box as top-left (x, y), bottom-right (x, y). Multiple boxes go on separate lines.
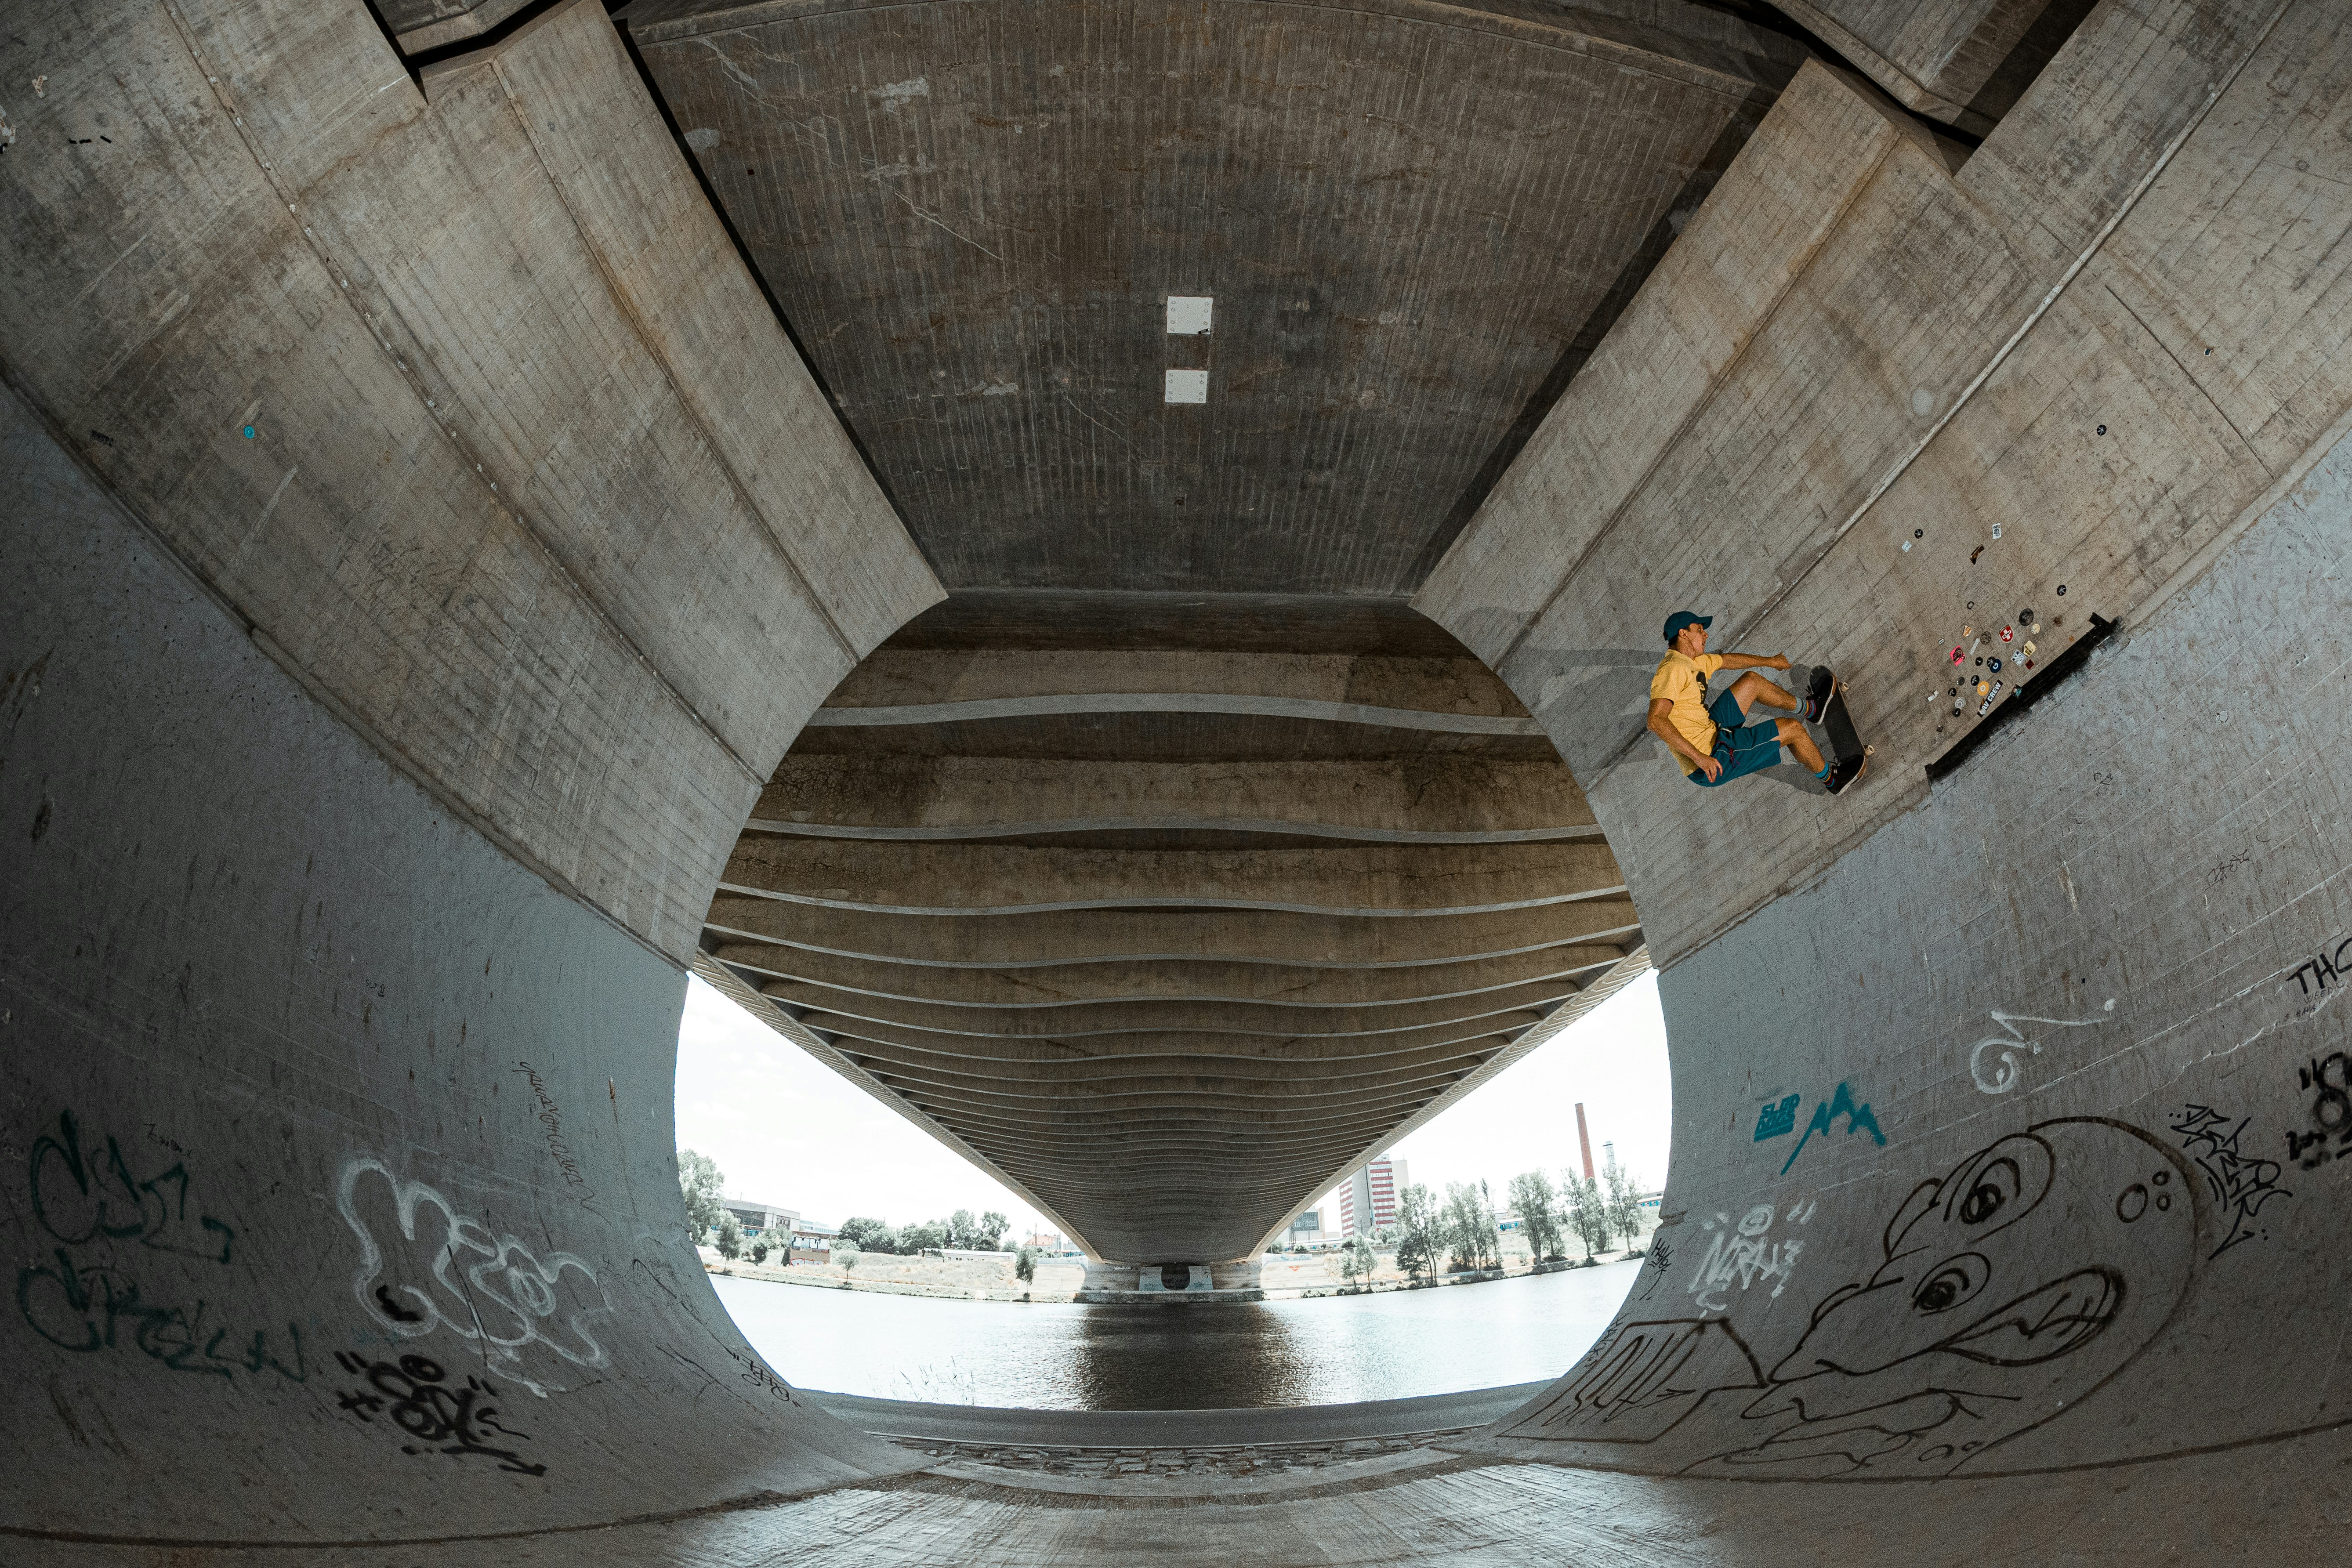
top-left (1651, 651), bottom-right (1725, 775)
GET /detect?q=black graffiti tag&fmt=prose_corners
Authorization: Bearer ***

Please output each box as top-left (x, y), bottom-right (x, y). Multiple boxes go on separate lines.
top-left (2171, 1104), bottom-right (2291, 1258)
top-left (2285, 934), bottom-right (2352, 997)
top-left (2287, 1053), bottom-right (2352, 1171)
top-left (333, 1351), bottom-right (547, 1475)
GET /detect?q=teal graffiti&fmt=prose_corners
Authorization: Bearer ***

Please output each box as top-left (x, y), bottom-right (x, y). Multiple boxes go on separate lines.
top-left (1779, 1082), bottom-right (1887, 1175)
top-left (16, 1110), bottom-right (300, 1382)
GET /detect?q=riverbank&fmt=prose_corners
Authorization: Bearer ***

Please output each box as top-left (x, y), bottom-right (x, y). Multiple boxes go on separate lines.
top-left (701, 1244), bottom-right (1647, 1302)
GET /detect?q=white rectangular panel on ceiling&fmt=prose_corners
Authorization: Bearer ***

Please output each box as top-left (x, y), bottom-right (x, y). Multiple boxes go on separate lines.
top-left (1166, 295), bottom-right (1213, 335)
top-left (1164, 368), bottom-right (1209, 404)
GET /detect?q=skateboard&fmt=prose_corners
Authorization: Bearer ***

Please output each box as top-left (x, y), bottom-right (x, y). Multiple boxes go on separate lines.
top-left (1808, 669), bottom-right (1872, 789)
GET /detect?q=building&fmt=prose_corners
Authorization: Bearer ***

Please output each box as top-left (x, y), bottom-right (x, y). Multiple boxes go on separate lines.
top-left (1337, 1157), bottom-right (1406, 1237)
top-left (1279, 1209), bottom-right (1324, 1249)
top-left (786, 1220), bottom-right (839, 1263)
top-left (718, 1199), bottom-right (797, 1240)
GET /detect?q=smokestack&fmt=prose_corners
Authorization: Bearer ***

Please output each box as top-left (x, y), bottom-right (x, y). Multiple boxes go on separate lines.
top-left (1576, 1102), bottom-right (1595, 1182)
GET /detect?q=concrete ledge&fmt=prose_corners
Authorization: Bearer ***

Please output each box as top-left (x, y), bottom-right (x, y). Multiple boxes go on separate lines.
top-left (803, 1382), bottom-right (1550, 1447)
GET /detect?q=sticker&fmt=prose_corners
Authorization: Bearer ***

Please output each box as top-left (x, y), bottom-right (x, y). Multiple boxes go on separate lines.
top-left (1962, 625), bottom-right (1973, 637)
top-left (2000, 625), bottom-right (2014, 642)
top-left (1975, 657), bottom-right (1984, 666)
top-left (2019, 608), bottom-right (2034, 623)
top-left (1991, 524), bottom-right (2003, 540)
top-left (2024, 659), bottom-right (2035, 670)
top-left (2023, 641), bottom-right (2036, 655)
top-left (1970, 545), bottom-right (1985, 564)
top-left (1902, 540), bottom-right (1913, 552)
top-left (2096, 424), bottom-right (2107, 435)
top-left (2057, 585), bottom-right (2067, 595)
top-left (1950, 647), bottom-right (1964, 665)
top-left (242, 425), bottom-right (256, 438)
top-left (1977, 680), bottom-right (1990, 695)
top-left (1913, 529), bottom-right (1924, 539)
top-left (1988, 657), bottom-right (2002, 674)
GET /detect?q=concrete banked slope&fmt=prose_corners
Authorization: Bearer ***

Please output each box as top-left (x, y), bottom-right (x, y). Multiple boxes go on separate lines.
top-left (5, 0), bottom-right (2352, 1564)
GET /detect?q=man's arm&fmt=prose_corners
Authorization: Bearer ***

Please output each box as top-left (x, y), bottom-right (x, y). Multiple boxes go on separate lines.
top-left (1649, 699), bottom-right (1720, 782)
top-left (1713, 652), bottom-right (1791, 672)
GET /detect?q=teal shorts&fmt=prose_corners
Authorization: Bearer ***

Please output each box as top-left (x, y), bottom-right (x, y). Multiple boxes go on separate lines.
top-left (1686, 689), bottom-right (1785, 787)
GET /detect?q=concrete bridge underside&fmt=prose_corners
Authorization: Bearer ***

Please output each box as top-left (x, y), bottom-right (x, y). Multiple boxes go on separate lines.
top-left (7, 0), bottom-right (2352, 1561)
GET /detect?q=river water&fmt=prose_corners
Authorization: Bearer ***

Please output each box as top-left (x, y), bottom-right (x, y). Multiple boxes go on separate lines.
top-left (712, 1261), bottom-right (1642, 1409)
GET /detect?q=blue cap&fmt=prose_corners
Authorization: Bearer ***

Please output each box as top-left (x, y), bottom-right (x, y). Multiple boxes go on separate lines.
top-left (1663, 610), bottom-right (1712, 645)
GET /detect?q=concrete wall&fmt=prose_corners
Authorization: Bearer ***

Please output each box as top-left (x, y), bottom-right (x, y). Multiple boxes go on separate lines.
top-left (0, 0), bottom-right (938, 964)
top-left (1424, 0), bottom-right (2352, 1478)
top-left (0, 383), bottom-right (921, 1539)
top-left (1, 0), bottom-right (940, 1544)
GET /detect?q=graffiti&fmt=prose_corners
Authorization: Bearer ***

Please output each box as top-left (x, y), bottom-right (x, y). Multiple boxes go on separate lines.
top-left (1778, 1083), bottom-right (1886, 1176)
top-left (1753, 1095), bottom-right (1799, 1141)
top-left (333, 1351), bottom-right (546, 1475)
top-left (338, 1157), bottom-right (613, 1397)
top-left (1685, 1200), bottom-right (1815, 1313)
top-left (17, 1110), bottom-right (304, 1382)
top-left (1964, 1000), bottom-right (2115, 1095)
top-left (512, 1062), bottom-right (592, 1197)
top-left (1517, 1119), bottom-right (2197, 1476)
top-left (722, 1342), bottom-right (795, 1402)
top-left (2287, 1053), bottom-right (2352, 1170)
top-left (2285, 935), bottom-right (2352, 997)
top-left (29, 1109), bottom-right (234, 1261)
top-left (2170, 1105), bottom-right (2289, 1257)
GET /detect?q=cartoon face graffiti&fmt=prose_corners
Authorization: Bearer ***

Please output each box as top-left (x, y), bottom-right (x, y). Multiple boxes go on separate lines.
top-left (1510, 1119), bottom-right (2200, 1478)
top-left (1707, 1119), bottom-right (2196, 1475)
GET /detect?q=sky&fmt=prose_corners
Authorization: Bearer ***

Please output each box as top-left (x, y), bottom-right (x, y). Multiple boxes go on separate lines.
top-left (671, 967), bottom-right (1674, 1239)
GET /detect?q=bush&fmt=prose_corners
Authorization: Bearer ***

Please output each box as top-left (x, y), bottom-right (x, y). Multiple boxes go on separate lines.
top-left (749, 1238), bottom-right (771, 1265)
top-left (1014, 1245), bottom-right (1036, 1283)
top-left (835, 1243), bottom-right (860, 1271)
top-left (714, 1212), bottom-right (743, 1260)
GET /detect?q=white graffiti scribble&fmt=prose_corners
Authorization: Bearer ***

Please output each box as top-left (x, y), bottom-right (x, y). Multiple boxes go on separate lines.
top-left (336, 1158), bottom-right (613, 1397)
top-left (1967, 1000), bottom-right (2115, 1094)
top-left (1686, 1201), bottom-right (1814, 1314)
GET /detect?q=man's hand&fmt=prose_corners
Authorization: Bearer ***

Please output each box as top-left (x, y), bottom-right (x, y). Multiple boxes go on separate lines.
top-left (1649, 698), bottom-right (1719, 780)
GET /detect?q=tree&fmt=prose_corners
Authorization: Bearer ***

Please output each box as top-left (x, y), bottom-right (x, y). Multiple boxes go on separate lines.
top-left (1602, 1149), bottom-right (1647, 1248)
top-left (1443, 1181), bottom-right (1499, 1271)
top-left (902, 1218), bottom-right (947, 1253)
top-left (840, 1217), bottom-right (904, 1253)
top-left (1337, 1235), bottom-right (1376, 1290)
top-left (948, 1208), bottom-right (976, 1248)
top-left (1507, 1170), bottom-right (1564, 1261)
top-left (749, 1237), bottom-right (771, 1265)
top-left (1393, 1184), bottom-right (1442, 1283)
top-left (979, 1209), bottom-right (1010, 1250)
top-left (714, 1211), bottom-right (743, 1260)
top-left (1014, 1245), bottom-right (1036, 1283)
top-left (1562, 1171), bottom-right (1611, 1258)
top-left (678, 1149), bottom-right (725, 1243)
top-left (835, 1242), bottom-right (860, 1271)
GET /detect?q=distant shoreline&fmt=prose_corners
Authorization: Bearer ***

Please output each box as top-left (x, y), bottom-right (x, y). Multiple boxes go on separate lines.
top-left (703, 1250), bottom-right (1644, 1304)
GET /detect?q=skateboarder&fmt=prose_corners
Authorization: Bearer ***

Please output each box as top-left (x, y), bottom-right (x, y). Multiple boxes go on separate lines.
top-left (1649, 611), bottom-right (1864, 794)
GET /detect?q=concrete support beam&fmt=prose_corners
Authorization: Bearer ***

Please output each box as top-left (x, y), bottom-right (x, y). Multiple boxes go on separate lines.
top-left (709, 940), bottom-right (1627, 1007)
top-left (750, 756), bottom-right (1598, 842)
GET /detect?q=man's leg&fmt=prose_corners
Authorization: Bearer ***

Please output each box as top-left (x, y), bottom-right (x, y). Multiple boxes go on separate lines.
top-left (1774, 717), bottom-right (1826, 773)
top-left (1729, 670), bottom-right (1796, 717)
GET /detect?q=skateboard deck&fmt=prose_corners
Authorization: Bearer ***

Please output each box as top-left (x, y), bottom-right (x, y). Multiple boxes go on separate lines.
top-left (1816, 672), bottom-right (1872, 786)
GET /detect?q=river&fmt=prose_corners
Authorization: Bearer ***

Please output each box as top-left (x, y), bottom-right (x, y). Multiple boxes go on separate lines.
top-left (712, 1261), bottom-right (1642, 1409)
